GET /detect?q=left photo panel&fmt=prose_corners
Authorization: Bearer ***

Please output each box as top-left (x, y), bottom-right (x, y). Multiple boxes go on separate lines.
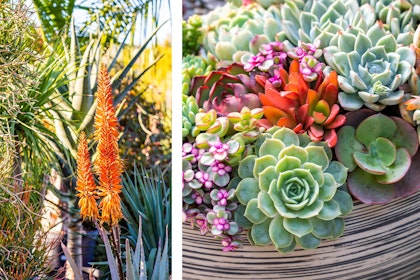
top-left (0, 0), bottom-right (172, 279)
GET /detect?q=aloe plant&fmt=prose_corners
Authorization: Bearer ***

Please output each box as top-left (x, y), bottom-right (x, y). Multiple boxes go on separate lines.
top-left (335, 109), bottom-right (420, 204)
top-left (235, 127), bottom-right (353, 253)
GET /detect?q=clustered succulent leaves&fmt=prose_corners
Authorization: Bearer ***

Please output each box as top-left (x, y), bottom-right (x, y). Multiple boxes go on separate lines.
top-left (235, 127), bottom-right (352, 252)
top-left (182, 0), bottom-right (420, 253)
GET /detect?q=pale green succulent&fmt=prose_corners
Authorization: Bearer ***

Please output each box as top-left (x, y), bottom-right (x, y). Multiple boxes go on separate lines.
top-left (234, 127), bottom-right (353, 253)
top-left (273, 0), bottom-right (376, 50)
top-left (323, 22), bottom-right (416, 111)
top-left (352, 0), bottom-right (416, 45)
top-left (200, 2), bottom-right (283, 63)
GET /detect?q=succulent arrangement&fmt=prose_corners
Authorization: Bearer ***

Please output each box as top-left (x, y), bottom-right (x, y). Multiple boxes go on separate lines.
top-left (183, 0), bottom-right (420, 253)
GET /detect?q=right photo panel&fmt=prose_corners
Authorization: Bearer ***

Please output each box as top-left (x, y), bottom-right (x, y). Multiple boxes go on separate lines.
top-left (181, 0), bottom-right (420, 279)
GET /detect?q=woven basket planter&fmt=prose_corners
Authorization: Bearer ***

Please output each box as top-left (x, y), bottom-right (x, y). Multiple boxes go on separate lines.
top-left (183, 191), bottom-right (420, 279)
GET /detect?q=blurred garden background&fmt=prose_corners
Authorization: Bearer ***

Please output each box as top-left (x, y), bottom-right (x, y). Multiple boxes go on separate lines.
top-left (0, 0), bottom-right (172, 279)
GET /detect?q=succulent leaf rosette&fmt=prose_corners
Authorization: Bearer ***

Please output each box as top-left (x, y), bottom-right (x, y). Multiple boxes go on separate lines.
top-left (234, 127), bottom-right (353, 253)
top-left (323, 22), bottom-right (416, 111)
top-left (335, 109), bottom-right (420, 204)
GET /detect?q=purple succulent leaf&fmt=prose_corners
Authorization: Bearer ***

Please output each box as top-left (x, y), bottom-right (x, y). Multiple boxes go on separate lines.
top-left (393, 150), bottom-right (420, 198)
top-left (347, 167), bottom-right (396, 204)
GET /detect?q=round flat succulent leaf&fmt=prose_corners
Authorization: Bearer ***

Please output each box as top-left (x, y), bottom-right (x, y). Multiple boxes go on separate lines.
top-left (333, 190), bottom-right (354, 217)
top-left (238, 155), bottom-right (257, 178)
top-left (227, 222), bottom-right (239, 235)
top-left (324, 161), bottom-right (348, 186)
top-left (338, 91), bottom-right (364, 111)
top-left (355, 114), bottom-right (397, 147)
top-left (373, 137), bottom-right (397, 167)
top-left (259, 166), bottom-right (278, 192)
top-left (234, 204), bottom-right (253, 229)
top-left (310, 217), bottom-right (335, 239)
top-left (232, 30), bottom-right (254, 51)
top-left (269, 215), bottom-right (294, 249)
top-left (389, 117), bottom-right (419, 157)
top-left (283, 217), bottom-right (313, 238)
top-left (271, 127), bottom-right (300, 147)
top-left (347, 167), bottom-right (396, 204)
top-left (353, 150), bottom-right (387, 175)
top-left (376, 148), bottom-right (411, 184)
top-left (393, 150), bottom-right (420, 198)
top-left (319, 173), bottom-right (337, 201)
top-left (301, 162), bottom-right (324, 187)
top-left (259, 138), bottom-right (285, 158)
top-left (304, 146), bottom-right (330, 171)
top-left (317, 199), bottom-right (341, 220)
top-left (244, 198), bottom-right (268, 224)
top-left (250, 218), bottom-right (272, 246)
top-left (211, 172), bottom-right (230, 187)
top-left (279, 145), bottom-right (308, 164)
top-left (254, 155), bottom-right (278, 179)
top-left (258, 191), bottom-right (277, 218)
top-left (295, 233), bottom-right (321, 250)
top-left (236, 177), bottom-right (259, 205)
top-left (276, 156), bottom-right (302, 173)
top-left (335, 126), bottom-right (363, 171)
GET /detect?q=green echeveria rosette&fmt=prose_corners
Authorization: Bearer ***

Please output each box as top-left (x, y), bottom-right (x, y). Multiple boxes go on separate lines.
top-left (234, 127), bottom-right (353, 253)
top-left (323, 22), bottom-right (416, 112)
top-left (182, 55), bottom-right (216, 95)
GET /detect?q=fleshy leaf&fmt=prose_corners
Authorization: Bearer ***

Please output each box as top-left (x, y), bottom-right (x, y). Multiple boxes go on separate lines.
top-left (295, 233), bottom-right (320, 250)
top-left (317, 199), bottom-right (341, 220)
top-left (244, 198), bottom-right (268, 224)
top-left (236, 177), bottom-right (260, 205)
top-left (376, 148), bottom-right (411, 184)
top-left (269, 215), bottom-right (294, 248)
top-left (347, 167), bottom-right (396, 204)
top-left (254, 155), bottom-right (278, 179)
top-left (259, 138), bottom-right (285, 157)
top-left (259, 166), bottom-right (278, 192)
top-left (283, 217), bottom-right (312, 238)
top-left (238, 155), bottom-right (257, 178)
top-left (258, 191), bottom-right (277, 218)
top-left (250, 218), bottom-right (272, 246)
top-left (333, 190), bottom-right (353, 216)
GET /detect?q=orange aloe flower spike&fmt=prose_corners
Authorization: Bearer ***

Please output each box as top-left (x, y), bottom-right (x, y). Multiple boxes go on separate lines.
top-left (76, 131), bottom-right (99, 221)
top-left (94, 63), bottom-right (124, 226)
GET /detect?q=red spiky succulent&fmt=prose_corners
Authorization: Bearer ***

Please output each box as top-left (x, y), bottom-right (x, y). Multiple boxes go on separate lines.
top-left (189, 63), bottom-right (262, 116)
top-left (257, 60), bottom-right (346, 147)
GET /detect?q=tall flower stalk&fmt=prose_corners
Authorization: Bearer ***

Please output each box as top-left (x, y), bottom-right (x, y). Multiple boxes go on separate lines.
top-left (75, 63), bottom-right (124, 278)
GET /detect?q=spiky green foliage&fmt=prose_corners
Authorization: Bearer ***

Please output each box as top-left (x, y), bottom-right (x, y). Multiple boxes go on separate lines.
top-left (121, 165), bottom-right (171, 278)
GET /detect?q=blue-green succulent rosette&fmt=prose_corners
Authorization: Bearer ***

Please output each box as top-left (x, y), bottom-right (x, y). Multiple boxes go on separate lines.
top-left (234, 127), bottom-right (353, 253)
